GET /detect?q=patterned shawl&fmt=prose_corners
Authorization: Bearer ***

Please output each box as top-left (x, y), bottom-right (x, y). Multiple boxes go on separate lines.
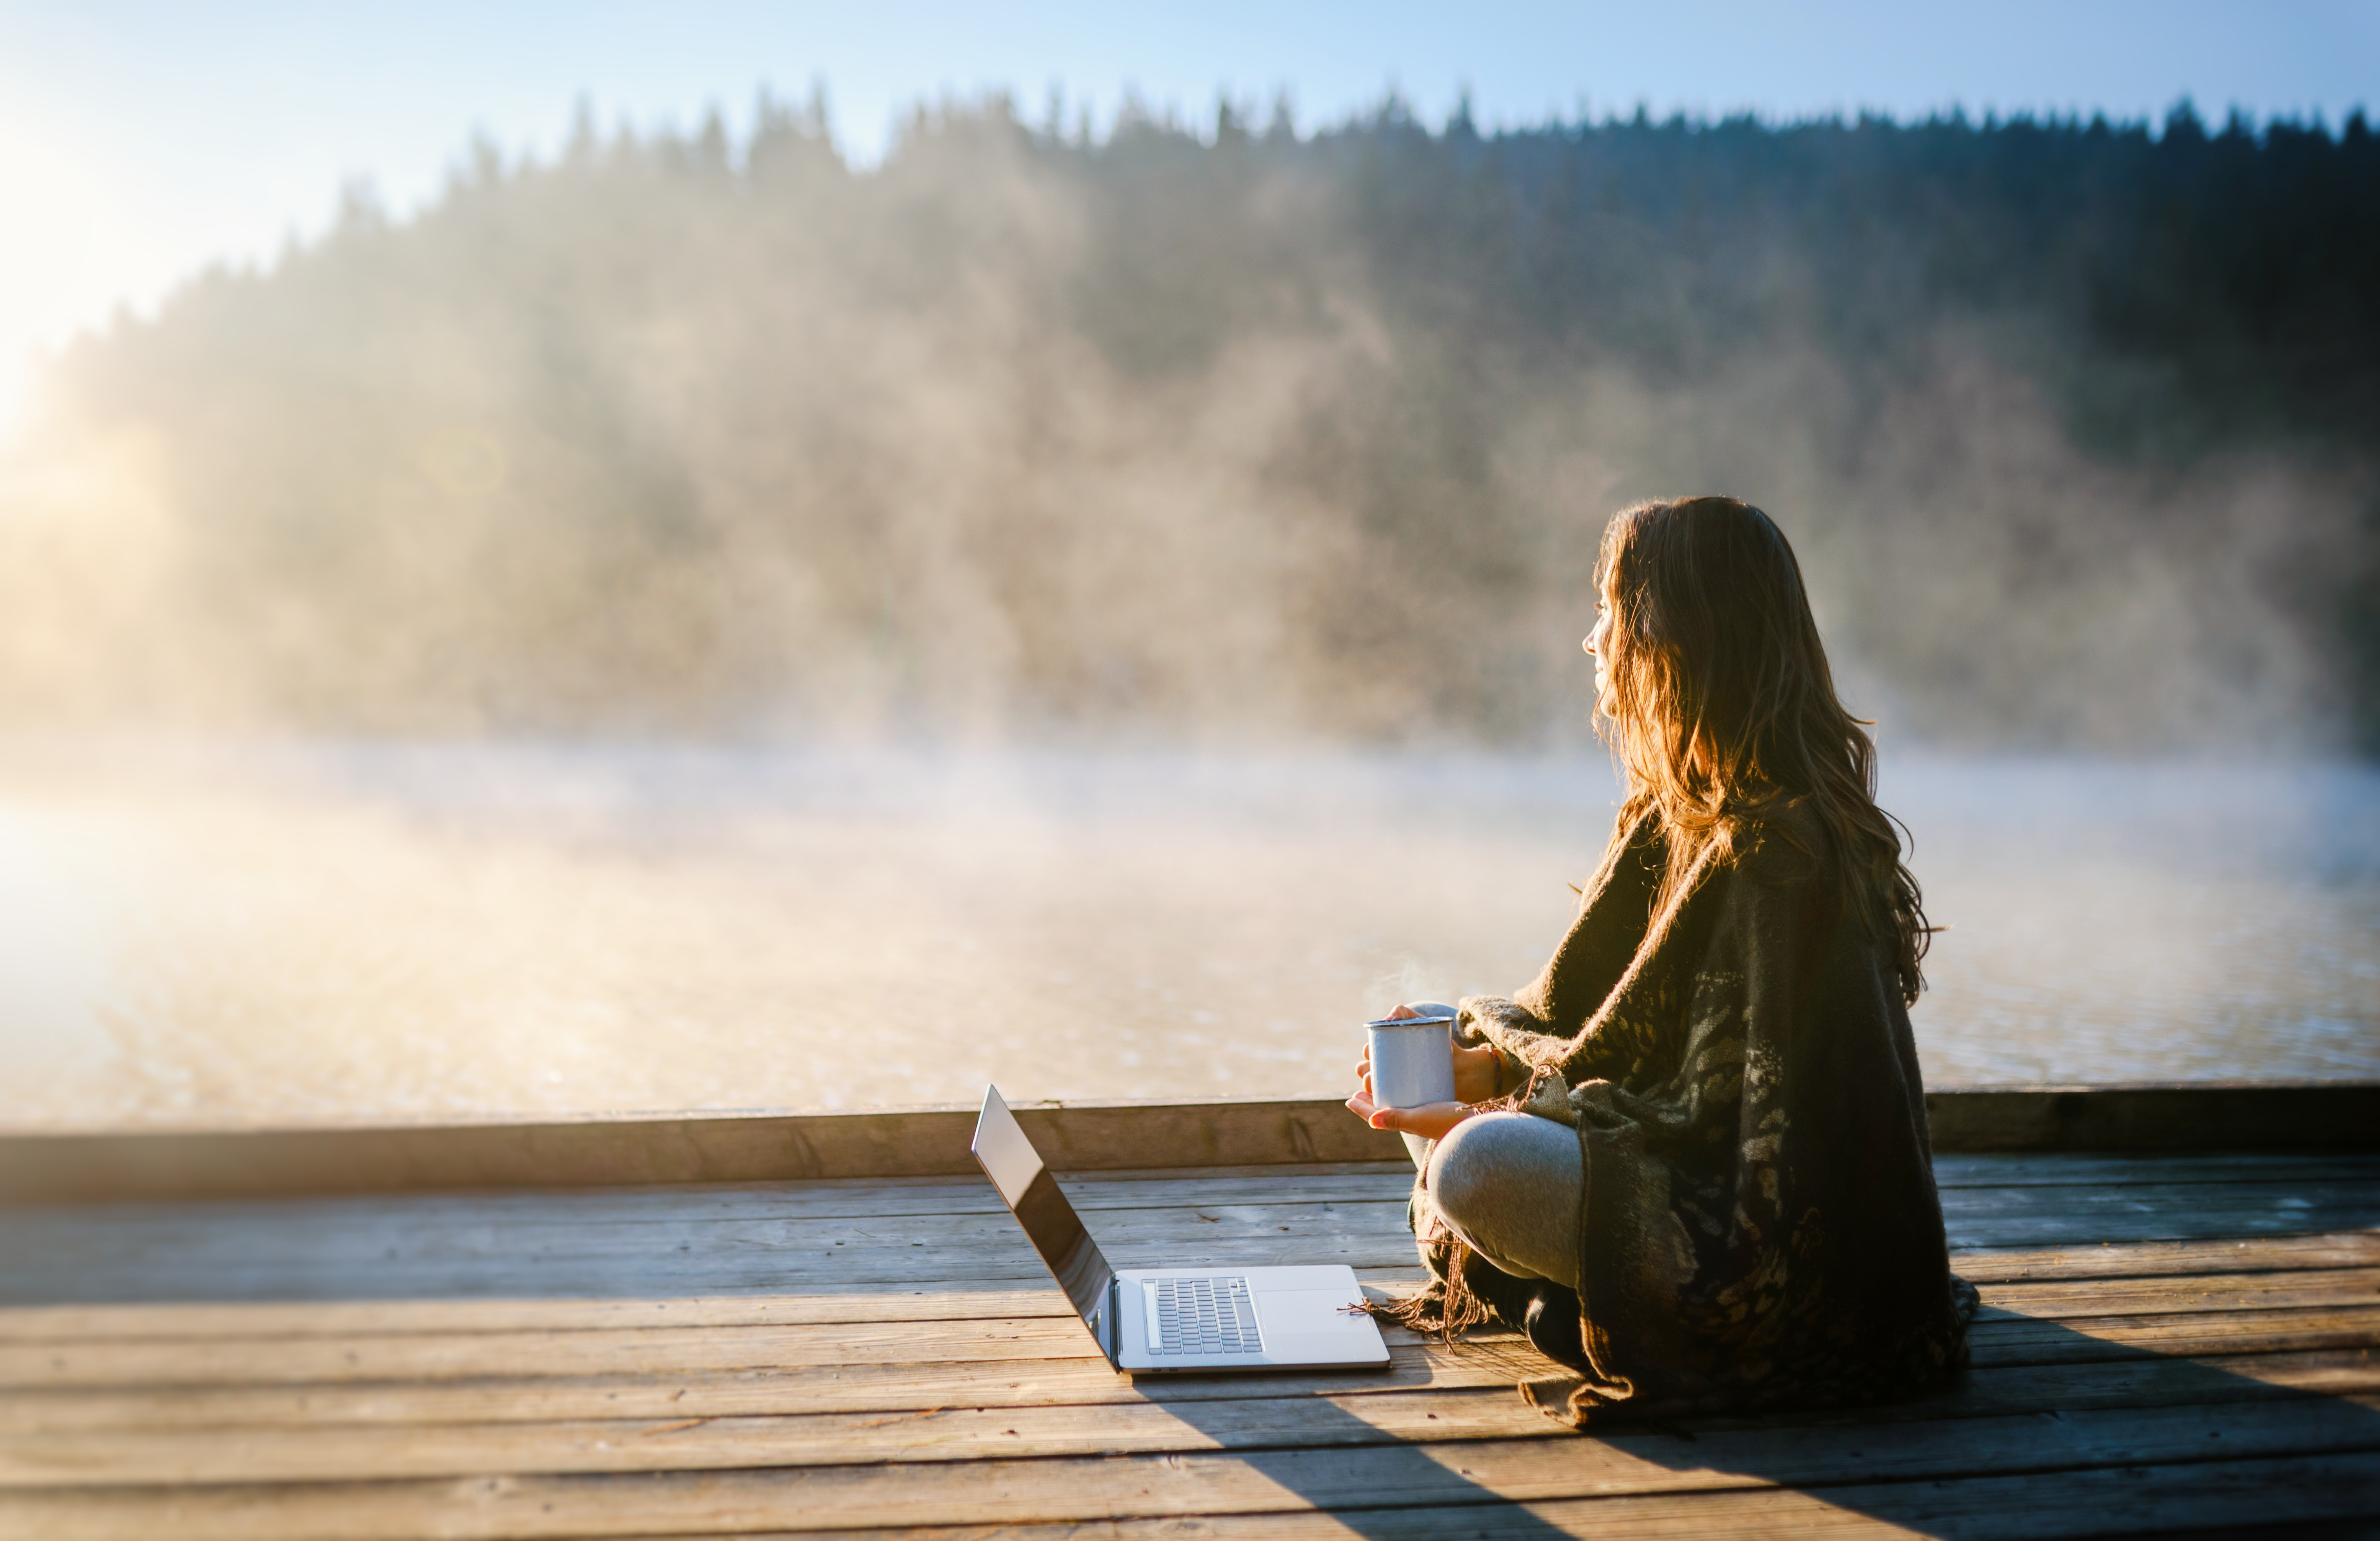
top-left (1419, 805), bottom-right (1977, 1428)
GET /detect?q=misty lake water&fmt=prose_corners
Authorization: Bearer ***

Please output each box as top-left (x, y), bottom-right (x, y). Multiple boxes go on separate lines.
top-left (1, 743), bottom-right (2374, 1132)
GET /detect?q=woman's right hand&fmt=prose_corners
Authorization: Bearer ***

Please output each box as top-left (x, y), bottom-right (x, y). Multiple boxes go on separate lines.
top-left (1370, 1002), bottom-right (1506, 1103)
top-left (1354, 1040), bottom-right (1503, 1106)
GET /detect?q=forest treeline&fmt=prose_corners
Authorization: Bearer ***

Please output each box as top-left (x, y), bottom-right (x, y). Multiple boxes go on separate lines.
top-left (4, 95), bottom-right (2376, 749)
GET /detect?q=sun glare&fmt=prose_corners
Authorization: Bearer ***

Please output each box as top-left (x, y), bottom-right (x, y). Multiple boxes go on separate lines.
top-left (0, 333), bottom-right (68, 453)
top-left (0, 104), bottom-right (151, 453)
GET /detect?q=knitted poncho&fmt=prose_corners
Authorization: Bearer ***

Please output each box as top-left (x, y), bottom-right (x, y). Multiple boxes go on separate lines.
top-left (1425, 805), bottom-right (1977, 1428)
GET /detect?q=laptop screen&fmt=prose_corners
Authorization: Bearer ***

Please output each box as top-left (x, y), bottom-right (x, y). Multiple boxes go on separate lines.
top-left (971, 1085), bottom-right (1115, 1331)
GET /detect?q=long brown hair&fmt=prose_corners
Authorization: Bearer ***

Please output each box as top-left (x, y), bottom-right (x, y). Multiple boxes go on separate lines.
top-left (1595, 496), bottom-right (1931, 1003)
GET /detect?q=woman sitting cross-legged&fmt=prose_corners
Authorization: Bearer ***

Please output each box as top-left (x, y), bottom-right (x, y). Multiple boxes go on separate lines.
top-left (1346, 495), bottom-right (1977, 1428)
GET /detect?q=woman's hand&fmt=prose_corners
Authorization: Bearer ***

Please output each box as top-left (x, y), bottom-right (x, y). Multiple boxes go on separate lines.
top-left (1344, 1090), bottom-right (1475, 1142)
top-left (1346, 1003), bottom-right (1509, 1141)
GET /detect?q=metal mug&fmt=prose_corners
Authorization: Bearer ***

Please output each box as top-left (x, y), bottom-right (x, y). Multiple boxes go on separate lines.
top-left (1363, 1014), bottom-right (1457, 1109)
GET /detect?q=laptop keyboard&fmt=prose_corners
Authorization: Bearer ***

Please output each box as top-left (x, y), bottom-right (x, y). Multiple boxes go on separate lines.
top-left (1147, 1275), bottom-right (1261, 1354)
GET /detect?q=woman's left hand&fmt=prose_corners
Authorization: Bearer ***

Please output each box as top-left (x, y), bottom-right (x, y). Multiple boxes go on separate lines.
top-left (1343, 1090), bottom-right (1476, 1141)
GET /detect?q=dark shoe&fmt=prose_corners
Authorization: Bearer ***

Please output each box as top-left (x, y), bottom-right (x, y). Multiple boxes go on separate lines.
top-left (1523, 1284), bottom-right (1591, 1374)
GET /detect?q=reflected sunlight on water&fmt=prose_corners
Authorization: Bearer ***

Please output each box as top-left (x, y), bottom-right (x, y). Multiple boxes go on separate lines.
top-left (1, 743), bottom-right (2373, 1131)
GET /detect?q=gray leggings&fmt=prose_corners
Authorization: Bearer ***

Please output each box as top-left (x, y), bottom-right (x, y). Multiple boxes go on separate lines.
top-left (1411, 1112), bottom-right (1583, 1290)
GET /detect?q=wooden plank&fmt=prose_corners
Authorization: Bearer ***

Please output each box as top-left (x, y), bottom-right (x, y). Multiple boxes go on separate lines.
top-left (1969, 1305), bottom-right (2380, 1365)
top-left (603, 1452), bottom-right (2380, 1541)
top-left (2, 1398), bottom-right (2375, 1537)
top-left (6, 1220), bottom-right (2375, 1339)
top-left (0, 1267), bottom-right (1433, 1347)
top-left (0, 1098), bottom-right (1410, 1205)
top-left (1951, 1232), bottom-right (2380, 1283)
top-left (8, 1348), bottom-right (2380, 1486)
top-left (1946, 1212), bottom-right (2380, 1252)
top-left (0, 1263), bottom-right (1393, 1343)
top-left (0, 1196), bottom-right (1434, 1305)
top-left (0, 1289), bottom-right (1092, 1343)
top-left (1940, 1185), bottom-right (2380, 1250)
top-left (37, 1145), bottom-right (2349, 1243)
top-left (9, 1261), bottom-right (2373, 1381)
top-left (0, 1171), bottom-right (1419, 1308)
top-left (5, 1341), bottom-right (2372, 1445)
top-left (0, 1316), bottom-right (1112, 1390)
top-left (9, 1232), bottom-right (2367, 1310)
top-left (1931, 1152), bottom-right (2380, 1189)
top-left (11, 1169), bottom-right (2369, 1270)
top-left (1926, 1082), bottom-right (2380, 1154)
top-left (6, 1222), bottom-right (2375, 1345)
top-left (4, 1301), bottom-right (2368, 1403)
top-left (8, 1181), bottom-right (2374, 1310)
top-left (4, 1285), bottom-right (2373, 1419)
top-left (0, 1196), bottom-right (1422, 1269)
top-left (1942, 1181), bottom-right (2380, 1219)
top-left (4, 1083), bottom-right (2373, 1204)
top-left (0, 1167), bottom-right (1419, 1239)
top-left (1979, 1267), bottom-right (2380, 1320)
top-left (19, 1148), bottom-right (2369, 1257)
top-left (0, 1391), bottom-right (1572, 1488)
top-left (0, 1245), bottom-right (1427, 1311)
top-left (0, 1337), bottom-right (1562, 1434)
top-left (9, 1172), bottom-right (2371, 1279)
top-left (12, 1256), bottom-right (2369, 1356)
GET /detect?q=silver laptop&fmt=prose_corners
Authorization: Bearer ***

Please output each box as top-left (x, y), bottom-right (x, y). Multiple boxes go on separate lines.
top-left (970, 1085), bottom-right (1390, 1373)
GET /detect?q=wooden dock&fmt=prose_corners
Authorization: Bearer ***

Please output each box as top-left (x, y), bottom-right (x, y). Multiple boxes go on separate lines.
top-left (2, 1088), bottom-right (2377, 1538)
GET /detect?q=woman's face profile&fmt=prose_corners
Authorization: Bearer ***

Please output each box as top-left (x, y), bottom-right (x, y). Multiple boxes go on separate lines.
top-left (1583, 603), bottom-right (1613, 714)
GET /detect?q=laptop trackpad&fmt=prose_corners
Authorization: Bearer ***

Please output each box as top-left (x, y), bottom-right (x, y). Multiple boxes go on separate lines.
top-left (1255, 1288), bottom-right (1381, 1350)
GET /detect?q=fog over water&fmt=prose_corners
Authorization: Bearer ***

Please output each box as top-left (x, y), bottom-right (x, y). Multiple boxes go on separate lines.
top-left (4, 103), bottom-right (2375, 751)
top-left (0, 743), bottom-right (2371, 1132)
top-left (0, 105), bottom-right (2373, 1128)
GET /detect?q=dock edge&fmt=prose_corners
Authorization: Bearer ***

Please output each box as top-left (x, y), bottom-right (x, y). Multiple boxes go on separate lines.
top-left (1, 1082), bottom-right (2375, 1203)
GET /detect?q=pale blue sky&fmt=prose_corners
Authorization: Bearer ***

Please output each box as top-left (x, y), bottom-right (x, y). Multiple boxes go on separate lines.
top-left (0, 0), bottom-right (2372, 433)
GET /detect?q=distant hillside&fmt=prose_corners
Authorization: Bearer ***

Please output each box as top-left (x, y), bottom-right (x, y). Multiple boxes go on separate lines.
top-left (5, 96), bottom-right (2374, 750)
